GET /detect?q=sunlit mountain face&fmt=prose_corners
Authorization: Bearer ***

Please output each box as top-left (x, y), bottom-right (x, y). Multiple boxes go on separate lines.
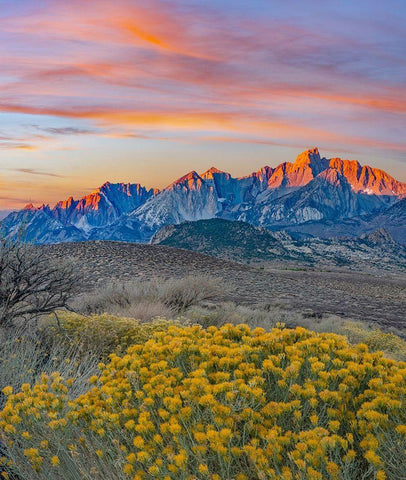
top-left (1, 148), bottom-right (405, 244)
top-left (0, 0), bottom-right (405, 210)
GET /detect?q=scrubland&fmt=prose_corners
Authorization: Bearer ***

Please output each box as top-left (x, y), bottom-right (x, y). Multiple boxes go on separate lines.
top-left (1, 277), bottom-right (406, 479)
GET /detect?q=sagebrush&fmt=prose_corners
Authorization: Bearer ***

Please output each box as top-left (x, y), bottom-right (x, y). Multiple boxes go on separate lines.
top-left (74, 276), bottom-right (219, 318)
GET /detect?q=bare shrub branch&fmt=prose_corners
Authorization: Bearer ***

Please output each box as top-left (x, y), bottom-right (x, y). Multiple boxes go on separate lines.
top-left (0, 236), bottom-right (80, 327)
top-left (157, 275), bottom-right (218, 312)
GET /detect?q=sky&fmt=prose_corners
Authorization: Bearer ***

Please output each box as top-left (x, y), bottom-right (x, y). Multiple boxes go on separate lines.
top-left (0, 0), bottom-right (405, 209)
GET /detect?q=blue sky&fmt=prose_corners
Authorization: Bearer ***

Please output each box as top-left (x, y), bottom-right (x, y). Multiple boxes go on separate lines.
top-left (0, 0), bottom-right (405, 208)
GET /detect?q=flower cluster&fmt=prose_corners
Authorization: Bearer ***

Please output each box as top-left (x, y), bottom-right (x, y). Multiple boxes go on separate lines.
top-left (1, 324), bottom-right (406, 479)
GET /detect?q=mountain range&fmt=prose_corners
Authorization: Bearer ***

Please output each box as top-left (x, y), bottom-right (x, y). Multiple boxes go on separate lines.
top-left (151, 218), bottom-right (406, 272)
top-left (2, 147), bottom-right (405, 245)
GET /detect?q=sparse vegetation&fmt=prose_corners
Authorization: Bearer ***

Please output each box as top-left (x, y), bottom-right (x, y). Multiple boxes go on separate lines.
top-left (74, 276), bottom-right (219, 318)
top-left (39, 241), bottom-right (406, 328)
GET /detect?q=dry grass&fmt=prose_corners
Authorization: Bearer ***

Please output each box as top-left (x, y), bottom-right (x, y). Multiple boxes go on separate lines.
top-left (0, 324), bottom-right (99, 409)
top-left (73, 275), bottom-right (219, 319)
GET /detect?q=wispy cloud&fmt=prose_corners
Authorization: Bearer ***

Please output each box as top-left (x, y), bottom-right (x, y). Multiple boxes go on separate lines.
top-left (0, 142), bottom-right (37, 151)
top-left (9, 168), bottom-right (64, 178)
top-left (33, 126), bottom-right (97, 136)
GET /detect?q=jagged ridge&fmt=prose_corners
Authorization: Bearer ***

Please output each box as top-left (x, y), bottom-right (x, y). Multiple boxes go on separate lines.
top-left (2, 148), bottom-right (405, 244)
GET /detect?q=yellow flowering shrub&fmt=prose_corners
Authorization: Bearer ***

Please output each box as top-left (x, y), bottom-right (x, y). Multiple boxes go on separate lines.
top-left (340, 321), bottom-right (406, 361)
top-left (1, 324), bottom-right (406, 479)
top-left (40, 312), bottom-right (177, 357)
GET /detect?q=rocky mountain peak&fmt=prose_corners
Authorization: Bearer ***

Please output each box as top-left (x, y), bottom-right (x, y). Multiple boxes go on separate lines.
top-left (55, 196), bottom-right (76, 210)
top-left (249, 166), bottom-right (274, 183)
top-left (327, 158), bottom-right (406, 195)
top-left (201, 167), bottom-right (228, 180)
top-left (37, 204), bottom-right (51, 212)
top-left (293, 147), bottom-right (329, 177)
top-left (294, 147), bottom-right (320, 164)
top-left (169, 171), bottom-right (203, 190)
top-left (294, 147), bottom-right (320, 167)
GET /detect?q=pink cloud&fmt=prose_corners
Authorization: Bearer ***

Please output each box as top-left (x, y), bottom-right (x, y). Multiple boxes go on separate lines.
top-left (0, 0), bottom-right (404, 157)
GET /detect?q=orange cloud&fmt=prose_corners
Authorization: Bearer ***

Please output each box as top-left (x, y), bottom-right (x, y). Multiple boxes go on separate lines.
top-left (1, 0), bottom-right (404, 113)
top-left (120, 22), bottom-right (168, 49)
top-left (0, 0), bottom-right (405, 160)
top-left (1, 100), bottom-right (406, 156)
top-left (0, 141), bottom-right (38, 151)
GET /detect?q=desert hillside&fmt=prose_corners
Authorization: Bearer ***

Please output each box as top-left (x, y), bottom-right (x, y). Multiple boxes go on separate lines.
top-left (41, 241), bottom-right (406, 330)
top-left (151, 218), bottom-right (406, 273)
